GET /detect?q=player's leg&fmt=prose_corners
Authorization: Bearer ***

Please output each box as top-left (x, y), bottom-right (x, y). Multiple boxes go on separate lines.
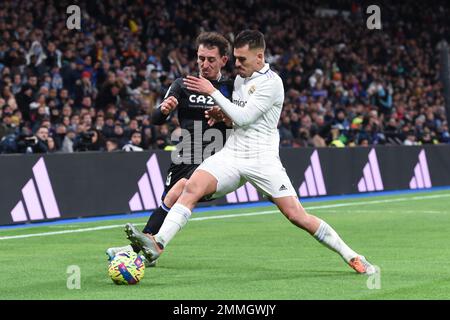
top-left (126, 151), bottom-right (243, 262)
top-left (140, 178), bottom-right (186, 236)
top-left (125, 169), bottom-right (218, 262)
top-left (106, 163), bottom-right (193, 267)
top-left (122, 178), bottom-right (187, 266)
top-left (271, 195), bottom-right (374, 274)
top-left (153, 169), bottom-right (218, 245)
top-left (155, 155), bottom-right (245, 248)
top-left (139, 163), bottom-right (199, 238)
top-left (107, 165), bottom-right (190, 262)
top-left (245, 158), bottom-right (375, 275)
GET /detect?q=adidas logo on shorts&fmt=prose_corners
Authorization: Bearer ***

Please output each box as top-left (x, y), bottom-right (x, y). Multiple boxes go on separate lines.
top-left (279, 184), bottom-right (287, 191)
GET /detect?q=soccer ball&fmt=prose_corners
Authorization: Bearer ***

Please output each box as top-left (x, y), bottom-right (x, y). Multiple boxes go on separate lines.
top-left (108, 251), bottom-right (145, 285)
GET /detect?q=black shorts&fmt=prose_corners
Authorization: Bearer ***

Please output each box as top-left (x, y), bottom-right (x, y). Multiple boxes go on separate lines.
top-left (161, 163), bottom-right (215, 203)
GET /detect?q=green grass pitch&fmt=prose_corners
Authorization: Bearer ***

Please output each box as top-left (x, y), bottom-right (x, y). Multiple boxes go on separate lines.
top-left (1, 190), bottom-right (450, 300)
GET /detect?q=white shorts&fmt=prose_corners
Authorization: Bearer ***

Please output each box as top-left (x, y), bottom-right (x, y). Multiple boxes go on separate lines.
top-left (197, 149), bottom-right (297, 199)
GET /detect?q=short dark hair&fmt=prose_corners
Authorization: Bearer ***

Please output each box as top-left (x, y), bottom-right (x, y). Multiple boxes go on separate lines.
top-left (107, 138), bottom-right (119, 145)
top-left (196, 32), bottom-right (231, 57)
top-left (234, 30), bottom-right (266, 50)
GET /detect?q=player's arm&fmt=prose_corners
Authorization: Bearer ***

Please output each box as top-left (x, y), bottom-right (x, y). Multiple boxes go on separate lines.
top-left (184, 75), bottom-right (278, 126)
top-left (152, 81), bottom-right (181, 125)
top-left (206, 80), bottom-right (234, 127)
top-left (152, 96), bottom-right (178, 125)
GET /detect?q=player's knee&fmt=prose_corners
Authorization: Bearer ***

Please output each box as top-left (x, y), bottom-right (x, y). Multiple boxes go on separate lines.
top-left (182, 179), bottom-right (204, 199)
top-left (164, 190), bottom-right (180, 208)
top-left (164, 181), bottom-right (186, 207)
top-left (285, 211), bottom-right (301, 226)
top-left (283, 204), bottom-right (308, 228)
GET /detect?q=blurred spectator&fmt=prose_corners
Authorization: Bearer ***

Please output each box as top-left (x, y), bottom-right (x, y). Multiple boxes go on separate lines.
top-left (61, 127), bottom-right (77, 153)
top-left (122, 130), bottom-right (144, 152)
top-left (155, 124), bottom-right (173, 150)
top-left (0, 111), bottom-right (17, 140)
top-left (47, 136), bottom-right (57, 153)
top-left (404, 131), bottom-right (419, 146)
top-left (106, 138), bottom-right (120, 152)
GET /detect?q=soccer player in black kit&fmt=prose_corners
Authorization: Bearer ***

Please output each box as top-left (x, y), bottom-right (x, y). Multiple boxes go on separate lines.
top-left (106, 32), bottom-right (233, 266)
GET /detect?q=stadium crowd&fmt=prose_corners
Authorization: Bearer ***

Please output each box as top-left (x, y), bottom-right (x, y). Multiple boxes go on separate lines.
top-left (0, 0), bottom-right (449, 153)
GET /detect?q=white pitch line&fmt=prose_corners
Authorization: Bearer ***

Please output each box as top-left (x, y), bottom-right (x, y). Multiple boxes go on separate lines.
top-left (1, 193), bottom-right (449, 241)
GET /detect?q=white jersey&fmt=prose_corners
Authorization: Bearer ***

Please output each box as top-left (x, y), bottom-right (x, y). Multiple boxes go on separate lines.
top-left (211, 63), bottom-right (284, 159)
top-left (201, 63), bottom-right (297, 198)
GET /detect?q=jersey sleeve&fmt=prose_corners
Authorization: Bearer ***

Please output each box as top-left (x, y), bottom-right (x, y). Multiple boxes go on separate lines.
top-left (152, 79), bottom-right (183, 125)
top-left (210, 77), bottom-right (282, 127)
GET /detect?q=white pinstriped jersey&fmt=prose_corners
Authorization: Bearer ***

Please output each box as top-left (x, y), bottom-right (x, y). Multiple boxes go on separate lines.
top-left (211, 63), bottom-right (284, 159)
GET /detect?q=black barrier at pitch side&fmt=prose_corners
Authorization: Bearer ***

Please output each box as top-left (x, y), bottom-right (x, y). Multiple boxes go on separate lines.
top-left (0, 145), bottom-right (449, 226)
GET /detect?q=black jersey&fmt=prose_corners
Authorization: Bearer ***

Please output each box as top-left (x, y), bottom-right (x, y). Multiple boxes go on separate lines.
top-left (152, 76), bottom-right (233, 164)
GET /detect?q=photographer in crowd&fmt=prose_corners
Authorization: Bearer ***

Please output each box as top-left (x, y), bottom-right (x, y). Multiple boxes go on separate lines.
top-left (16, 126), bottom-right (49, 154)
top-left (73, 128), bottom-right (104, 152)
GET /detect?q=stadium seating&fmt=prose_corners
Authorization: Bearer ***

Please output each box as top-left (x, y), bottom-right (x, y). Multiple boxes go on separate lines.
top-left (0, 0), bottom-right (449, 153)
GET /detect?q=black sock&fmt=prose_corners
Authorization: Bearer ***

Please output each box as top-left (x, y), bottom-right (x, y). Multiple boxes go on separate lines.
top-left (142, 205), bottom-right (169, 235)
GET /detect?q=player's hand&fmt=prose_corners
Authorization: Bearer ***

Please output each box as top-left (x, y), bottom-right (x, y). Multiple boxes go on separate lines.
top-left (222, 115), bottom-right (233, 127)
top-left (160, 96), bottom-right (178, 115)
top-left (183, 75), bottom-right (215, 95)
top-left (205, 106), bottom-right (222, 126)
top-left (205, 106), bottom-right (231, 126)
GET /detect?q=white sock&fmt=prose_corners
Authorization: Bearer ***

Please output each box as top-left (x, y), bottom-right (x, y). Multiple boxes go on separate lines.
top-left (155, 203), bottom-right (192, 247)
top-left (314, 220), bottom-right (358, 263)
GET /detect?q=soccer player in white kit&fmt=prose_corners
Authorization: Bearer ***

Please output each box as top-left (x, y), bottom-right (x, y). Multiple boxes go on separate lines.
top-left (125, 30), bottom-right (375, 275)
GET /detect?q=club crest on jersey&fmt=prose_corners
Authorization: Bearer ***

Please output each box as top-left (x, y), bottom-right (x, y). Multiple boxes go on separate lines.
top-left (248, 85), bottom-right (256, 95)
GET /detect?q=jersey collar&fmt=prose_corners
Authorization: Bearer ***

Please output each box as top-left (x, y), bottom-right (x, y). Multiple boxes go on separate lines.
top-left (208, 72), bottom-right (222, 83)
top-left (248, 63), bottom-right (270, 79)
